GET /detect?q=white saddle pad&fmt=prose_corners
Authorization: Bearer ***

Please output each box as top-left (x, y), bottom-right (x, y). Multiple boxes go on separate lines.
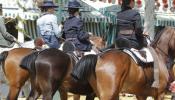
top-left (123, 47), bottom-right (154, 64)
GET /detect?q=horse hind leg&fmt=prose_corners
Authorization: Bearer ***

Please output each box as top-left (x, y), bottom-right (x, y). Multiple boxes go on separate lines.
top-left (136, 95), bottom-right (147, 100)
top-left (85, 93), bottom-right (96, 100)
top-left (59, 86), bottom-right (67, 100)
top-left (7, 85), bottom-right (21, 100)
top-left (73, 94), bottom-right (80, 100)
top-left (27, 88), bottom-right (40, 100)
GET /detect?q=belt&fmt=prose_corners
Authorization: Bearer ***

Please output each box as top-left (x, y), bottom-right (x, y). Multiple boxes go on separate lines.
top-left (119, 29), bottom-right (134, 35)
top-left (66, 38), bottom-right (77, 41)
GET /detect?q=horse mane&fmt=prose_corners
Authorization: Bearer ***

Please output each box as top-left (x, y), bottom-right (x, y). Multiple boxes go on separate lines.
top-left (0, 51), bottom-right (8, 75)
top-left (151, 27), bottom-right (166, 47)
top-left (71, 54), bottom-right (97, 81)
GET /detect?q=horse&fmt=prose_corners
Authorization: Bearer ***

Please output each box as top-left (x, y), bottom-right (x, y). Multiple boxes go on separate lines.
top-left (0, 48), bottom-right (34, 100)
top-left (0, 39), bottom-right (39, 100)
top-left (20, 48), bottom-right (74, 100)
top-left (71, 26), bottom-right (175, 100)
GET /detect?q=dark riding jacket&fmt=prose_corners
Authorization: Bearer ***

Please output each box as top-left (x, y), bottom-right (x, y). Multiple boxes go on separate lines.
top-left (63, 15), bottom-right (92, 51)
top-left (116, 7), bottom-right (146, 49)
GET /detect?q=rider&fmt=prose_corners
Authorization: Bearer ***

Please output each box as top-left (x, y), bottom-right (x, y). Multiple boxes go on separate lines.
top-left (116, 0), bottom-right (159, 88)
top-left (62, 0), bottom-right (92, 56)
top-left (116, 0), bottom-right (147, 49)
top-left (0, 4), bottom-right (16, 49)
top-left (36, 1), bottom-right (62, 48)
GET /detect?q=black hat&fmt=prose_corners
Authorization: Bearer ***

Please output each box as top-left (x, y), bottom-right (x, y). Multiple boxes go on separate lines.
top-left (66, 0), bottom-right (82, 8)
top-left (40, 1), bottom-right (58, 8)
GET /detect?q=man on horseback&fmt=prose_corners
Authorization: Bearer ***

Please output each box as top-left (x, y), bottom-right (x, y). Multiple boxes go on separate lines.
top-left (62, 0), bottom-right (92, 57)
top-left (37, 1), bottom-right (62, 49)
top-left (116, 0), bottom-right (147, 49)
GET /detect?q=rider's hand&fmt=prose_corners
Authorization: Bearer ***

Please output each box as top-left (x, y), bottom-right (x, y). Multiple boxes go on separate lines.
top-left (88, 32), bottom-right (93, 37)
top-left (13, 37), bottom-right (21, 46)
top-left (143, 32), bottom-right (149, 36)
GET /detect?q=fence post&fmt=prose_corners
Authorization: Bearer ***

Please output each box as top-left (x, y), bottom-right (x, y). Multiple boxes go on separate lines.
top-left (143, 0), bottom-right (155, 41)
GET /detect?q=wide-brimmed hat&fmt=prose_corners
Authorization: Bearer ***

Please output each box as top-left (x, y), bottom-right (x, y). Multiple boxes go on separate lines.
top-left (66, 0), bottom-right (82, 8)
top-left (40, 1), bottom-right (58, 8)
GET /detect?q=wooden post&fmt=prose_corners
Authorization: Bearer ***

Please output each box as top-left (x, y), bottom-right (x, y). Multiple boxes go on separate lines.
top-left (17, 18), bottom-right (24, 43)
top-left (143, 0), bottom-right (155, 41)
top-left (17, 0), bottom-right (25, 43)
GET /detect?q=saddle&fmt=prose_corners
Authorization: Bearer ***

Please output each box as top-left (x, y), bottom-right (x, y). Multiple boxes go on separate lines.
top-left (123, 47), bottom-right (154, 66)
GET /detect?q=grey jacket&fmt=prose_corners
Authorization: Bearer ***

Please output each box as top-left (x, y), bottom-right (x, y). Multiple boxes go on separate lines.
top-left (0, 16), bottom-right (15, 48)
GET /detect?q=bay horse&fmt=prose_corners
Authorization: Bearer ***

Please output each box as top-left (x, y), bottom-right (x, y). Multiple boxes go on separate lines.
top-left (71, 27), bottom-right (175, 100)
top-left (0, 48), bottom-right (34, 100)
top-left (20, 48), bottom-right (73, 100)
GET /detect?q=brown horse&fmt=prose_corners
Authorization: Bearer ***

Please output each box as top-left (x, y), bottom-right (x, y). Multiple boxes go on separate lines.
top-left (20, 48), bottom-right (73, 100)
top-left (71, 27), bottom-right (175, 100)
top-left (0, 48), bottom-right (34, 100)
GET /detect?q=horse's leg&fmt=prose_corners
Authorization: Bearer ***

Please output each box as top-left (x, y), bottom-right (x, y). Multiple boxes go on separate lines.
top-left (73, 94), bottom-right (80, 100)
top-left (154, 93), bottom-right (165, 100)
top-left (96, 67), bottom-right (125, 100)
top-left (27, 88), bottom-right (40, 100)
top-left (58, 86), bottom-right (67, 100)
top-left (43, 91), bottom-right (53, 100)
top-left (7, 85), bottom-right (20, 100)
top-left (85, 93), bottom-right (96, 100)
top-left (136, 95), bottom-right (147, 100)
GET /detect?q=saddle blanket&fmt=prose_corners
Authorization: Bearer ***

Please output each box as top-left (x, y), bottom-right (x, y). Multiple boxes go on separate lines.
top-left (123, 47), bottom-right (154, 64)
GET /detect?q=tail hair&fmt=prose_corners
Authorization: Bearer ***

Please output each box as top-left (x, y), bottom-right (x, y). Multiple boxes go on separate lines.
top-left (0, 51), bottom-right (8, 75)
top-left (71, 54), bottom-right (98, 81)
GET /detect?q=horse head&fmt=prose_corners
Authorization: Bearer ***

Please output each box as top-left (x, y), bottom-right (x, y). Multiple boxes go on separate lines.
top-left (89, 35), bottom-right (106, 50)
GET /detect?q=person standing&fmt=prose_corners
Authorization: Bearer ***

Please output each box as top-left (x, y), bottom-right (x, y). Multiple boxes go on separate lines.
top-left (37, 0), bottom-right (62, 48)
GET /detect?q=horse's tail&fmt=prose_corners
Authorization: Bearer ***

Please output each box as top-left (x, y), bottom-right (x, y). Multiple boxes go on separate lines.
top-left (71, 54), bottom-right (98, 81)
top-left (20, 51), bottom-right (39, 74)
top-left (0, 51), bottom-right (8, 75)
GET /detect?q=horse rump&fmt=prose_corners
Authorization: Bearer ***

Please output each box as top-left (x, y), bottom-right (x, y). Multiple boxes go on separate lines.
top-left (71, 54), bottom-right (97, 81)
